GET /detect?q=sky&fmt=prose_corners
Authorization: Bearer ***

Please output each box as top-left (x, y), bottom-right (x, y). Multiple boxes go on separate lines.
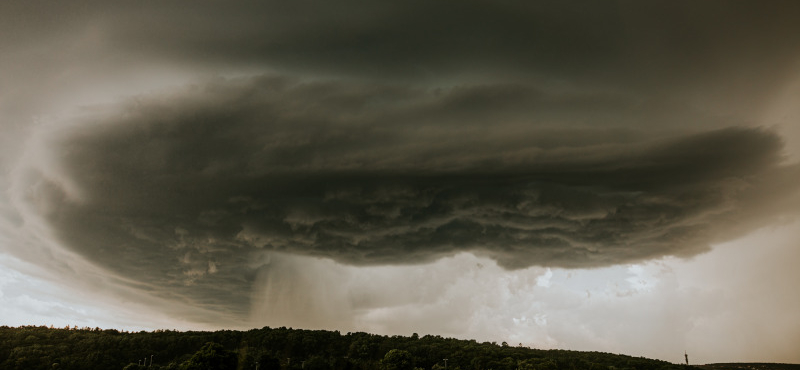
top-left (1, 0), bottom-right (800, 364)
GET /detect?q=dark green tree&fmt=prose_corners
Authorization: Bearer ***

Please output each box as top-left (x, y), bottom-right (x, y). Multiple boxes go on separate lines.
top-left (305, 355), bottom-right (330, 370)
top-left (180, 342), bottom-right (237, 370)
top-left (381, 350), bottom-right (413, 370)
top-left (257, 354), bottom-right (282, 370)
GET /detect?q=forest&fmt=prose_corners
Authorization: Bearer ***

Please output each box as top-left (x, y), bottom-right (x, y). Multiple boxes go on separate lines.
top-left (0, 325), bottom-right (695, 370)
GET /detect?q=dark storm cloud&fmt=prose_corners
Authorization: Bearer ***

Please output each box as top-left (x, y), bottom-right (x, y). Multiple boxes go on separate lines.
top-left (4, 0), bottom-right (800, 322)
top-left (113, 1), bottom-right (800, 82)
top-left (18, 76), bottom-right (798, 314)
top-left (4, 1), bottom-right (800, 86)
top-left (3, 0), bottom-right (799, 167)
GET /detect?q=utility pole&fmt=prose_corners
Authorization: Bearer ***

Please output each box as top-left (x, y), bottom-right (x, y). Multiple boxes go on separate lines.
top-left (444, 358), bottom-right (448, 370)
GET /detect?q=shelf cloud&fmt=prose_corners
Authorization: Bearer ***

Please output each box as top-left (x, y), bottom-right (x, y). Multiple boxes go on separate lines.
top-left (11, 76), bottom-right (798, 313)
top-left (2, 2), bottom-right (800, 358)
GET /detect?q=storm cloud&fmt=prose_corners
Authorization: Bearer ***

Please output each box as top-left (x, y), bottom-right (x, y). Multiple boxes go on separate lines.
top-left (10, 76), bottom-right (797, 314)
top-left (2, 1), bottom-right (800, 353)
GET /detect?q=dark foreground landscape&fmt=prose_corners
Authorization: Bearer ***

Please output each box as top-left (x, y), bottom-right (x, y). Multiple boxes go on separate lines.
top-left (0, 325), bottom-right (703, 370)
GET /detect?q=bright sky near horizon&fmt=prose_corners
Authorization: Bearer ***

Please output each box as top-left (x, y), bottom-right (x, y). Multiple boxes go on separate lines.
top-left (1, 1), bottom-right (800, 365)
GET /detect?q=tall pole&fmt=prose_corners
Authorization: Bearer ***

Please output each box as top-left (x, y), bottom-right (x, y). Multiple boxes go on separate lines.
top-left (444, 359), bottom-right (448, 370)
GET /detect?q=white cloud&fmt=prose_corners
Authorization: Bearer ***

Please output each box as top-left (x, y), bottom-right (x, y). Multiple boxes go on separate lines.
top-left (0, 249), bottom-right (226, 331)
top-left (0, 254), bottom-right (135, 330)
top-left (246, 220), bottom-right (800, 364)
top-left (536, 268), bottom-right (553, 288)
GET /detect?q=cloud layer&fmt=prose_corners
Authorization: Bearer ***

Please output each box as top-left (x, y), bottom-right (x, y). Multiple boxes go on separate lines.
top-left (2, 2), bottom-right (800, 353)
top-left (9, 76), bottom-right (798, 316)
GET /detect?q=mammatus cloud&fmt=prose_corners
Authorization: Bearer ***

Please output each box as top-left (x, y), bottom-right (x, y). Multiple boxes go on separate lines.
top-left (9, 76), bottom-right (799, 317)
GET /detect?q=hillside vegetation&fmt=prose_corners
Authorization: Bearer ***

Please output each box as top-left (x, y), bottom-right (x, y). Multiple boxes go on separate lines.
top-left (1, 325), bottom-right (695, 370)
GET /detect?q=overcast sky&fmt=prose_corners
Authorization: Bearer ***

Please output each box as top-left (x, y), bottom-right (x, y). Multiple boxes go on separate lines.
top-left (1, 0), bottom-right (800, 364)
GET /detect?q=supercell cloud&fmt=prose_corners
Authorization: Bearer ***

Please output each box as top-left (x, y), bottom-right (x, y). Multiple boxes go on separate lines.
top-left (2, 0), bottom-right (800, 343)
top-left (13, 76), bottom-right (799, 314)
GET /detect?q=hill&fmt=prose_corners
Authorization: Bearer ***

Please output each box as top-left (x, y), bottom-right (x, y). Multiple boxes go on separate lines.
top-left (1, 325), bottom-right (697, 370)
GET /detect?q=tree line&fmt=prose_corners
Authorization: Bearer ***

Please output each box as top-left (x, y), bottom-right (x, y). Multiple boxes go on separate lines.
top-left (0, 325), bottom-right (695, 370)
